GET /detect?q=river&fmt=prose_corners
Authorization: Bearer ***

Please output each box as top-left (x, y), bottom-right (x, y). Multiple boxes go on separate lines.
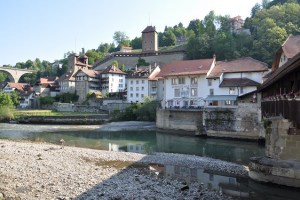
top-left (0, 123), bottom-right (264, 165)
top-left (1, 122), bottom-right (300, 199)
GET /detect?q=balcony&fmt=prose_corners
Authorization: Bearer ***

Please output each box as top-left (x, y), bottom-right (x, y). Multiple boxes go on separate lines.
top-left (101, 77), bottom-right (109, 83)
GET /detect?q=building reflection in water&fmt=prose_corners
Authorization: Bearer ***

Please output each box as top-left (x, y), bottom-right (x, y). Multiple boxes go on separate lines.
top-left (108, 142), bottom-right (146, 153)
top-left (163, 165), bottom-right (249, 198)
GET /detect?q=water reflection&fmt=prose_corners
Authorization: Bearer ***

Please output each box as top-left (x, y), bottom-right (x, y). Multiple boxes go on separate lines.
top-left (149, 164), bottom-right (300, 200)
top-left (0, 123), bottom-right (264, 164)
top-left (156, 132), bottom-right (264, 164)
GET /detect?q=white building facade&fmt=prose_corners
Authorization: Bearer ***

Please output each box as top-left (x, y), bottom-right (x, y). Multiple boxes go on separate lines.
top-left (159, 57), bottom-right (268, 108)
top-left (126, 65), bottom-right (161, 103)
top-left (100, 65), bottom-right (126, 97)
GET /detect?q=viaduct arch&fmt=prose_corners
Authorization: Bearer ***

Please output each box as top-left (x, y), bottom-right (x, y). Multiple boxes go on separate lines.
top-left (0, 67), bottom-right (35, 83)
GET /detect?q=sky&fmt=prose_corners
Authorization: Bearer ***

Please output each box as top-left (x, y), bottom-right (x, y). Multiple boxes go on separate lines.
top-left (0, 0), bottom-right (260, 66)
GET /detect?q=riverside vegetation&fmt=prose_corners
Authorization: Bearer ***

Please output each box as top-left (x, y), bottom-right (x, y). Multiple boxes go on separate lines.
top-left (1, 0), bottom-right (300, 83)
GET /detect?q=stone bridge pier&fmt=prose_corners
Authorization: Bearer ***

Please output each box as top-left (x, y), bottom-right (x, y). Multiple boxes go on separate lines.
top-left (0, 67), bottom-right (35, 83)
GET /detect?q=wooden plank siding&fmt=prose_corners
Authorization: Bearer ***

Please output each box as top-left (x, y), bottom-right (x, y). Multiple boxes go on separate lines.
top-left (260, 52), bottom-right (300, 129)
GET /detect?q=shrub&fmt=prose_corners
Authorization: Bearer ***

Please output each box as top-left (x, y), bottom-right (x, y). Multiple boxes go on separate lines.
top-left (39, 96), bottom-right (55, 105)
top-left (0, 106), bottom-right (14, 121)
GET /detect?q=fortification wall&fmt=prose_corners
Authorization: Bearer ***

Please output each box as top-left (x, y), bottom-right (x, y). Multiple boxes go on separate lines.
top-left (93, 52), bottom-right (186, 70)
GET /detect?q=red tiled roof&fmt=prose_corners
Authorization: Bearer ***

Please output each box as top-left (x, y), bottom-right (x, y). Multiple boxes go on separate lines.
top-left (207, 57), bottom-right (268, 78)
top-left (7, 82), bottom-right (29, 92)
top-left (282, 35), bottom-right (300, 59)
top-left (158, 59), bottom-right (214, 77)
top-left (219, 78), bottom-right (261, 87)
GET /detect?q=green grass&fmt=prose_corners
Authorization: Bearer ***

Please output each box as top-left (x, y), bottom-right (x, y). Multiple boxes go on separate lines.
top-left (13, 110), bottom-right (99, 118)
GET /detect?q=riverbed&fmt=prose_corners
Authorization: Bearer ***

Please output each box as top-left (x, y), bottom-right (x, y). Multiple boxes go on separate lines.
top-left (1, 122), bottom-right (300, 199)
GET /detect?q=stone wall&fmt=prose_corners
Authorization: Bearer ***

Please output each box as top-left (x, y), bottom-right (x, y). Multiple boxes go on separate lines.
top-left (203, 104), bottom-right (261, 139)
top-left (157, 103), bottom-right (262, 139)
top-left (265, 117), bottom-right (300, 160)
top-left (93, 52), bottom-right (186, 70)
top-left (248, 117), bottom-right (300, 188)
top-left (156, 109), bottom-right (203, 132)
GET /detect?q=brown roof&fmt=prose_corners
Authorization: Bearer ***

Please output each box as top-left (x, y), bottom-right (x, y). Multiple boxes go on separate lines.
top-left (260, 52), bottom-right (300, 91)
top-left (57, 72), bottom-right (75, 82)
top-left (282, 35), bottom-right (300, 59)
top-left (7, 82), bottom-right (29, 92)
top-left (74, 69), bottom-right (101, 78)
top-left (219, 78), bottom-right (261, 87)
top-left (101, 65), bottom-right (126, 75)
top-left (208, 57), bottom-right (268, 78)
top-left (158, 59), bottom-right (214, 77)
top-left (142, 26), bottom-right (157, 33)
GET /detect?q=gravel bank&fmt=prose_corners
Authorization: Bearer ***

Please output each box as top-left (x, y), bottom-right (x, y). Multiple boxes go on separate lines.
top-left (0, 139), bottom-right (248, 199)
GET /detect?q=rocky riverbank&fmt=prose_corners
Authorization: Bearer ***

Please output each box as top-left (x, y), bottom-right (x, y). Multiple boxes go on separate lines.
top-left (0, 139), bottom-right (248, 199)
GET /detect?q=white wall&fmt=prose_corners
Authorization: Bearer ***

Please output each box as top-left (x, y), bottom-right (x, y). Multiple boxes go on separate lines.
top-left (101, 73), bottom-right (126, 96)
top-left (127, 77), bottom-right (149, 102)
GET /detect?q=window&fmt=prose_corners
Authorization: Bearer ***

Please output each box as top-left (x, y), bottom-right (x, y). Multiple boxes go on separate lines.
top-left (174, 89), bottom-right (180, 97)
top-left (141, 86), bottom-right (144, 91)
top-left (191, 77), bottom-right (197, 85)
top-left (191, 88), bottom-right (197, 96)
top-left (141, 94), bottom-right (144, 98)
top-left (119, 84), bottom-right (123, 87)
top-left (209, 89), bottom-right (214, 95)
top-left (130, 80), bottom-right (133, 84)
top-left (142, 80), bottom-right (145, 84)
top-left (136, 80), bottom-right (139, 84)
top-left (178, 77), bottom-right (185, 84)
top-left (136, 93), bottom-right (139, 97)
top-left (136, 87), bottom-right (139, 91)
top-left (240, 87), bottom-right (244, 94)
top-left (130, 93), bottom-right (133, 97)
top-left (168, 100), bottom-right (173, 107)
top-left (229, 87), bottom-right (235, 95)
top-left (119, 79), bottom-right (123, 83)
top-left (130, 87), bottom-right (133, 91)
top-left (208, 79), bottom-right (212, 86)
top-left (209, 174), bottom-right (214, 181)
top-left (225, 100), bottom-right (232, 105)
top-left (172, 78), bottom-right (177, 85)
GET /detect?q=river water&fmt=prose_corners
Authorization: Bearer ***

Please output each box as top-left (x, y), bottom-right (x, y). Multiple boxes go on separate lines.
top-left (1, 123), bottom-right (300, 199)
top-left (0, 123), bottom-right (263, 165)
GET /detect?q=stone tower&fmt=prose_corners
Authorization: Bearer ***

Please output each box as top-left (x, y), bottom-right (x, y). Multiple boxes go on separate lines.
top-left (142, 26), bottom-right (158, 52)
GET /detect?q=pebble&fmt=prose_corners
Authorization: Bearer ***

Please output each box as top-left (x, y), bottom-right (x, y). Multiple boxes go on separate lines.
top-left (0, 139), bottom-right (247, 199)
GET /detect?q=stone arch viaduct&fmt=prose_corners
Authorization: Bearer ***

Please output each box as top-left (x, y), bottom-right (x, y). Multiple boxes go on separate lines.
top-left (0, 66), bottom-right (35, 83)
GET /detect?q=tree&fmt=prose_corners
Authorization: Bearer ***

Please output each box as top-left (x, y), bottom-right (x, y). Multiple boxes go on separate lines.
top-left (113, 31), bottom-right (130, 47)
top-left (251, 3), bottom-right (261, 17)
top-left (203, 11), bottom-right (217, 36)
top-left (112, 60), bottom-right (119, 68)
top-left (10, 91), bottom-right (20, 107)
top-left (248, 2), bottom-right (300, 63)
top-left (98, 43), bottom-right (116, 53)
top-left (186, 34), bottom-right (213, 59)
top-left (39, 96), bottom-right (55, 105)
top-left (86, 49), bottom-right (104, 65)
top-left (213, 32), bottom-right (238, 60)
top-left (0, 72), bottom-right (8, 82)
top-left (216, 15), bottom-right (231, 32)
top-left (131, 37), bottom-right (142, 49)
top-left (137, 58), bottom-right (149, 67)
top-left (0, 92), bottom-right (14, 108)
top-left (187, 19), bottom-right (205, 37)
